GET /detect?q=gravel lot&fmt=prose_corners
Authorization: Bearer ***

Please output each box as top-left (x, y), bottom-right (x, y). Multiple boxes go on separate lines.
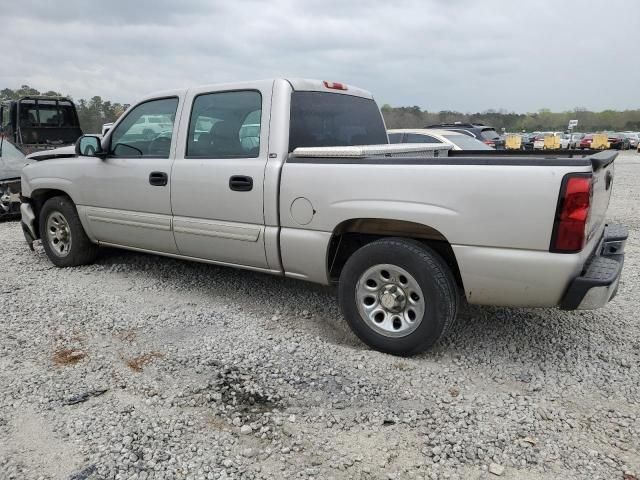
top-left (0, 151), bottom-right (638, 480)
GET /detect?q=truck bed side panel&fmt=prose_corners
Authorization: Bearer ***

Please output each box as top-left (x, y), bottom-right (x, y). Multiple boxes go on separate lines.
top-left (279, 158), bottom-right (595, 306)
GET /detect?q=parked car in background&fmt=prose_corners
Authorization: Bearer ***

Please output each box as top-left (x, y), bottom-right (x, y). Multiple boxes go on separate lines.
top-left (520, 134), bottom-right (535, 150)
top-left (424, 122), bottom-right (505, 149)
top-left (608, 132), bottom-right (630, 150)
top-left (388, 129), bottom-right (494, 150)
top-left (560, 133), bottom-right (573, 149)
top-left (622, 132), bottom-right (638, 149)
top-left (101, 123), bottom-right (113, 136)
top-left (1, 96), bottom-right (83, 218)
top-left (571, 132), bottom-right (585, 148)
top-left (579, 134), bottom-right (594, 149)
top-left (126, 114), bottom-right (173, 140)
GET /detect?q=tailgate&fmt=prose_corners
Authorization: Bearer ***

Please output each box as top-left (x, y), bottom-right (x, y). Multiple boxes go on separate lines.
top-left (587, 151), bottom-right (617, 242)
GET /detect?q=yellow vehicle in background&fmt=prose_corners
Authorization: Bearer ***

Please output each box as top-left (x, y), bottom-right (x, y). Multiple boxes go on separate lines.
top-left (533, 132), bottom-right (563, 150)
top-left (591, 133), bottom-right (610, 150)
top-left (543, 134), bottom-right (561, 150)
top-left (505, 134), bottom-right (522, 150)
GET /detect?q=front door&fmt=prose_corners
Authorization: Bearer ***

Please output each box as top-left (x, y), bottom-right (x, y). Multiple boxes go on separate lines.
top-left (170, 83), bottom-right (271, 269)
top-left (77, 96), bottom-right (181, 253)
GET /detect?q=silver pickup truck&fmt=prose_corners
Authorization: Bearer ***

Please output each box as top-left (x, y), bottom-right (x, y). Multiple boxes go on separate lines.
top-left (20, 78), bottom-right (627, 356)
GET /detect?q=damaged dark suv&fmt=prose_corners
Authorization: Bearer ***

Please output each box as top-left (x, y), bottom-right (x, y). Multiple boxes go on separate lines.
top-left (0, 96), bottom-right (83, 218)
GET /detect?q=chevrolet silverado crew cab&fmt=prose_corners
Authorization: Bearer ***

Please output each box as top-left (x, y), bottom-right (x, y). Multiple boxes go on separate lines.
top-left (20, 79), bottom-right (627, 356)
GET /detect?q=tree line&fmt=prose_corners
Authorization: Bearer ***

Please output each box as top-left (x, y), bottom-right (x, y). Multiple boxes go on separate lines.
top-left (381, 105), bottom-right (640, 132)
top-left (1, 85), bottom-right (129, 134)
top-left (2, 85), bottom-right (639, 133)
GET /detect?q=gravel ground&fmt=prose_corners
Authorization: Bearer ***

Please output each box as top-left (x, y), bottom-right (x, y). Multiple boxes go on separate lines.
top-left (0, 151), bottom-right (638, 480)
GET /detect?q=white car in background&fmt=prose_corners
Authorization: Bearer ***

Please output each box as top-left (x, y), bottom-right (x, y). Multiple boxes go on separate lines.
top-left (571, 132), bottom-right (585, 148)
top-left (387, 128), bottom-right (494, 150)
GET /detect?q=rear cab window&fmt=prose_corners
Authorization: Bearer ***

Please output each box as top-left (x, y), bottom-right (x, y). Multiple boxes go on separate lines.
top-left (288, 92), bottom-right (387, 152)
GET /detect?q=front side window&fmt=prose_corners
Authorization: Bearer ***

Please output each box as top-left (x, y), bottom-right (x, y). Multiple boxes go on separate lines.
top-left (109, 97), bottom-right (178, 158)
top-left (405, 133), bottom-right (443, 144)
top-left (186, 90), bottom-right (262, 158)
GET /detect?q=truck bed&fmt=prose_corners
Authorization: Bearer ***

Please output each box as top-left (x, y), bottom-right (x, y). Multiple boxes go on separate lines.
top-left (280, 146), bottom-right (617, 307)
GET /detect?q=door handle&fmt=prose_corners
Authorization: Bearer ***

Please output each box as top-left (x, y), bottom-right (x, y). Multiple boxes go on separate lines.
top-left (149, 171), bottom-right (168, 186)
top-left (229, 175), bottom-right (253, 192)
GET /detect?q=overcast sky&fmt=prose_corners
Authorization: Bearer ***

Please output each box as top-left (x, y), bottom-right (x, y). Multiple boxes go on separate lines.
top-left (2, 0), bottom-right (638, 112)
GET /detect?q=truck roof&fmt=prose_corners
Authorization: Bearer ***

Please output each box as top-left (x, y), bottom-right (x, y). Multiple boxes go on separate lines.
top-left (137, 78), bottom-right (374, 103)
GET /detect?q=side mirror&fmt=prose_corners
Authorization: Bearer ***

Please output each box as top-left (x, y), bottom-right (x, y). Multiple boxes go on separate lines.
top-left (76, 135), bottom-right (106, 158)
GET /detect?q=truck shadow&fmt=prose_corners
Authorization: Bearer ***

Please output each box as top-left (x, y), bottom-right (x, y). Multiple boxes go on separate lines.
top-left (95, 247), bottom-right (360, 348)
top-left (93, 246), bottom-right (615, 369)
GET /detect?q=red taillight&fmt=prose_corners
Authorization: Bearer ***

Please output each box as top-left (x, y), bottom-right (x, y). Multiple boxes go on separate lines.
top-left (484, 141), bottom-right (495, 146)
top-left (323, 81), bottom-right (347, 90)
top-left (550, 174), bottom-right (592, 253)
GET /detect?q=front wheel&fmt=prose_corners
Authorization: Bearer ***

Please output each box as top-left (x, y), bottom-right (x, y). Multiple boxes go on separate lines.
top-left (338, 238), bottom-right (458, 356)
top-left (39, 196), bottom-right (98, 267)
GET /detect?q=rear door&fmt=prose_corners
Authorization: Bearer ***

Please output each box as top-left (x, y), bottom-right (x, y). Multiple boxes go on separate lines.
top-left (170, 81), bottom-right (273, 269)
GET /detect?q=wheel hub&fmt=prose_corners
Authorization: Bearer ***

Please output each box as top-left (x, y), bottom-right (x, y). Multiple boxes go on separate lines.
top-left (379, 284), bottom-right (407, 312)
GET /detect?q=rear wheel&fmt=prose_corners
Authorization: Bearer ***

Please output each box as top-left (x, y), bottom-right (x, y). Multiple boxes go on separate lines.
top-left (39, 196), bottom-right (98, 267)
top-left (338, 238), bottom-right (458, 356)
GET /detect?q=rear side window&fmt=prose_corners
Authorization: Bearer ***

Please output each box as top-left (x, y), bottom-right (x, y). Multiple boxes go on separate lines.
top-left (289, 92), bottom-right (387, 152)
top-left (405, 133), bottom-right (443, 143)
top-left (186, 90), bottom-right (262, 158)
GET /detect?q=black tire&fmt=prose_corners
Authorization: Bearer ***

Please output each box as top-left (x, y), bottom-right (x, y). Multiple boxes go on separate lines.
top-left (39, 196), bottom-right (98, 267)
top-left (338, 238), bottom-right (458, 356)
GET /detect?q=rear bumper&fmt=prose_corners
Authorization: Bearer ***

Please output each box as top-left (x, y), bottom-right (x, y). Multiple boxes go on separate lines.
top-left (560, 224), bottom-right (627, 310)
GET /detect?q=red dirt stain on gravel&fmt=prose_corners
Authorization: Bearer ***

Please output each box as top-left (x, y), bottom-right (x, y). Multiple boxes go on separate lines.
top-left (53, 348), bottom-right (86, 365)
top-left (125, 352), bottom-right (164, 373)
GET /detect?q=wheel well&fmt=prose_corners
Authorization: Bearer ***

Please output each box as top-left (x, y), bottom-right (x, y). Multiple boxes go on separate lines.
top-left (28, 189), bottom-right (72, 238)
top-left (327, 218), bottom-right (463, 288)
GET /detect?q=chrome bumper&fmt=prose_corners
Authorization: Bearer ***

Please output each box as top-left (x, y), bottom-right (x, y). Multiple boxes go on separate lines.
top-left (560, 224), bottom-right (627, 310)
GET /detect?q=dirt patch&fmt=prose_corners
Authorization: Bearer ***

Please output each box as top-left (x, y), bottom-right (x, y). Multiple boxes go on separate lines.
top-left (125, 352), bottom-right (164, 373)
top-left (53, 348), bottom-right (86, 366)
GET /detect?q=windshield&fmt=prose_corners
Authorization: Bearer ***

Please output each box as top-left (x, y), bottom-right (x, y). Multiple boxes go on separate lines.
top-left (443, 134), bottom-right (493, 150)
top-left (289, 92), bottom-right (388, 151)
